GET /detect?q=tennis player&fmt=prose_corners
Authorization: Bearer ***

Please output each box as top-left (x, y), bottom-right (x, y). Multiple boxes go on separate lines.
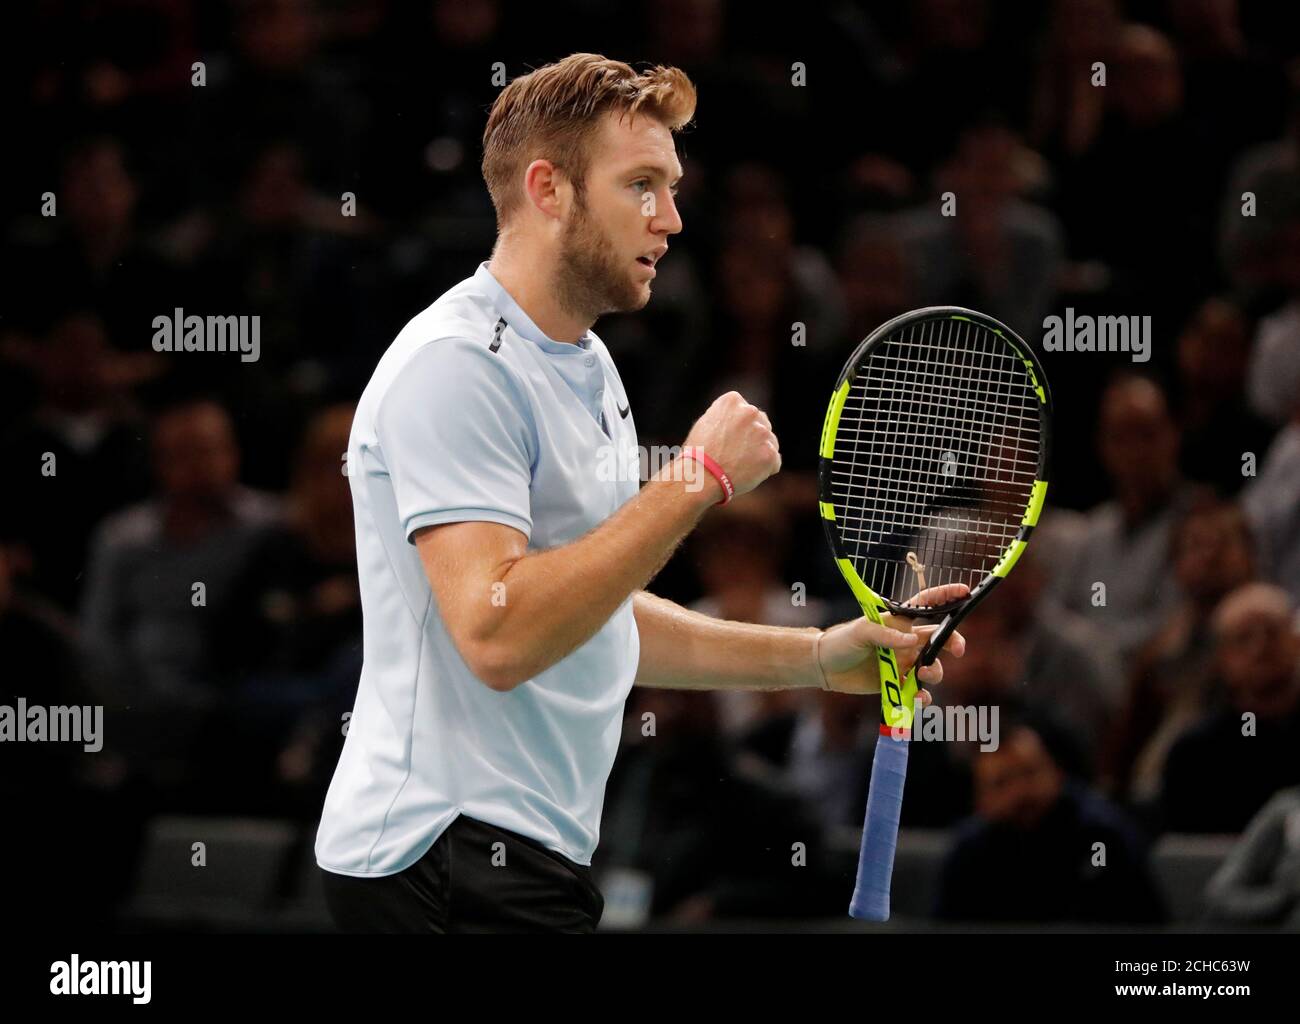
top-left (316, 53), bottom-right (965, 933)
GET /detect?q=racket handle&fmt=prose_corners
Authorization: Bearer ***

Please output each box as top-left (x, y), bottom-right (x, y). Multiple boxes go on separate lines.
top-left (849, 729), bottom-right (909, 921)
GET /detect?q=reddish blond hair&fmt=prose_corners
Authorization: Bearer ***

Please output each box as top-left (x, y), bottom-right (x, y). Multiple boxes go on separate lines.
top-left (482, 53), bottom-right (696, 228)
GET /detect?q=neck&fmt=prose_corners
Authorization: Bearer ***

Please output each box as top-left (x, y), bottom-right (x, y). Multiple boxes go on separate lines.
top-left (488, 236), bottom-right (591, 344)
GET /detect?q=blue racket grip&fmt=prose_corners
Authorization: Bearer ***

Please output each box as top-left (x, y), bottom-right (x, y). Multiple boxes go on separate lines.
top-left (849, 730), bottom-right (910, 921)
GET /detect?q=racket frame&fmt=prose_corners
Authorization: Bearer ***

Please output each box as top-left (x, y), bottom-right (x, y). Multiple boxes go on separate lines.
top-left (817, 306), bottom-right (1052, 920)
top-left (818, 305), bottom-right (1052, 691)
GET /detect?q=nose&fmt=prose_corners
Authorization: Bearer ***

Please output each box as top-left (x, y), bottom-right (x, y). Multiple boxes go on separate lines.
top-left (652, 188), bottom-right (683, 236)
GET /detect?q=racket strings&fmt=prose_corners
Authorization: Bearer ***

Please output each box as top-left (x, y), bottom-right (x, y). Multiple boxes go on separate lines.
top-left (829, 317), bottom-right (1041, 609)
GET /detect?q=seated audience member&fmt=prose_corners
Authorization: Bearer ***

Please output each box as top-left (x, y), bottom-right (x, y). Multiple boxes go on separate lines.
top-left (1161, 584), bottom-right (1300, 833)
top-left (688, 493), bottom-right (826, 744)
top-left (205, 405), bottom-right (363, 809)
top-left (1051, 375), bottom-right (1203, 657)
top-left (218, 404), bottom-right (361, 692)
top-left (1174, 299), bottom-right (1274, 497)
top-left (677, 165), bottom-right (845, 472)
top-left (595, 689), bottom-right (842, 924)
top-left (935, 720), bottom-right (1165, 924)
top-left (764, 686), bottom-right (976, 832)
top-left (779, 689), bottom-right (888, 832)
top-left (79, 398), bottom-right (281, 711)
top-left (9, 136), bottom-right (176, 350)
top-left (835, 216), bottom-right (915, 346)
top-left (894, 120), bottom-right (1063, 336)
top-left (1218, 61), bottom-right (1300, 296)
top-left (1, 311), bottom-right (149, 610)
top-left (1104, 499), bottom-right (1256, 808)
top-left (1241, 287), bottom-right (1300, 604)
top-left (1060, 25), bottom-right (1215, 319)
top-left (1204, 785), bottom-right (1300, 927)
top-left (924, 513), bottom-right (1121, 781)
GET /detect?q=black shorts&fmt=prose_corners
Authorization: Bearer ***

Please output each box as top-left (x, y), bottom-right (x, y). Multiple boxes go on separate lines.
top-left (321, 815), bottom-right (604, 934)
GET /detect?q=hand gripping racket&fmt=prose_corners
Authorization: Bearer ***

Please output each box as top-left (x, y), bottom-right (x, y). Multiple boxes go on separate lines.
top-left (817, 307), bottom-right (1052, 921)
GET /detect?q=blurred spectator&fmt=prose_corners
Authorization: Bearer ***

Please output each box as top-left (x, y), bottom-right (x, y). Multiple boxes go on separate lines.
top-left (895, 120), bottom-right (1063, 335)
top-left (360, 0), bottom-right (504, 219)
top-left (942, 523), bottom-right (1123, 767)
top-left (218, 403), bottom-right (359, 688)
top-left (0, 312), bottom-right (150, 609)
top-left (1218, 59), bottom-right (1300, 296)
top-left (1232, 267), bottom-right (1300, 602)
top-left (1057, 24), bottom-right (1218, 324)
top-left (25, 0), bottom-right (197, 113)
top-left (1166, 0), bottom-right (1289, 167)
top-left (889, 0), bottom-right (1028, 173)
top-left (1239, 265), bottom-right (1300, 604)
top-left (1029, 0), bottom-right (1122, 160)
top-left (692, 165), bottom-right (846, 470)
top-left (193, 0), bottom-right (365, 200)
top-left (595, 689), bottom-right (840, 924)
top-left (756, 686), bottom-right (975, 832)
top-left (777, 690), bottom-right (879, 832)
top-left (193, 140), bottom-right (379, 390)
top-left (10, 136), bottom-right (179, 347)
top-left (835, 216), bottom-right (916, 343)
top-left (1174, 298), bottom-right (1275, 496)
top-left (1204, 785), bottom-right (1300, 927)
top-left (1051, 375), bottom-right (1202, 656)
top-left (935, 721), bottom-right (1166, 923)
top-left (1162, 583), bottom-right (1300, 832)
top-left (1103, 498), bottom-right (1256, 809)
top-left (193, 404), bottom-right (364, 811)
top-left (688, 493), bottom-right (825, 741)
top-left (79, 399), bottom-right (280, 709)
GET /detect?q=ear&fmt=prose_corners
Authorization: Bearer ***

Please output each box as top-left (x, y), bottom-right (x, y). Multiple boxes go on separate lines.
top-left (522, 158), bottom-right (569, 221)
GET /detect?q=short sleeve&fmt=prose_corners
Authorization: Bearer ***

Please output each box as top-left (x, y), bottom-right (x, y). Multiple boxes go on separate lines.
top-left (375, 337), bottom-right (535, 542)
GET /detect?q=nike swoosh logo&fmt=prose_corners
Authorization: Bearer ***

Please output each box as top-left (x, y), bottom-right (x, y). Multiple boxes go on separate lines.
top-left (617, 402), bottom-right (630, 419)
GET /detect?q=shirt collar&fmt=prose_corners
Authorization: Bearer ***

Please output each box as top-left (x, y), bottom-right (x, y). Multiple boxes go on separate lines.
top-left (474, 262), bottom-right (593, 353)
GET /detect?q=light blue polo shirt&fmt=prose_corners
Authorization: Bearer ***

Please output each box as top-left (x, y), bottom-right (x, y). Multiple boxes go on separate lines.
top-left (316, 263), bottom-right (641, 875)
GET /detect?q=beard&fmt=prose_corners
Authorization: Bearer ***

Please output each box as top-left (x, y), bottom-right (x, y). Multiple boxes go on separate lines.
top-left (554, 196), bottom-right (648, 325)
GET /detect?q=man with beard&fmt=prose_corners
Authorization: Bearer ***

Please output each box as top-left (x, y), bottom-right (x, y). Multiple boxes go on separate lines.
top-left (315, 54), bottom-right (965, 933)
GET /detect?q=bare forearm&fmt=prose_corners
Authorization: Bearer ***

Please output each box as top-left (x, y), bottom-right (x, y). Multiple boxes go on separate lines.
top-left (632, 590), bottom-right (824, 690)
top-left (478, 472), bottom-right (716, 685)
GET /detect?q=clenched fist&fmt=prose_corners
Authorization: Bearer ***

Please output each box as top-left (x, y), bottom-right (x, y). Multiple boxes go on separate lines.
top-left (680, 391), bottom-right (781, 501)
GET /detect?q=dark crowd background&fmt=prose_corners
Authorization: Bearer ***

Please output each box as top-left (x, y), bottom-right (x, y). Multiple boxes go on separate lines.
top-left (4, 0), bottom-right (1300, 932)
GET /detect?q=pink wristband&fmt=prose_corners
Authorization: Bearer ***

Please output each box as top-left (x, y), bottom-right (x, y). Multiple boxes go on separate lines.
top-left (681, 447), bottom-right (734, 505)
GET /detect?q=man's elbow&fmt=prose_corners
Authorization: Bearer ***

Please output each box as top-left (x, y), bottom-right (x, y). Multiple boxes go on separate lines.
top-left (462, 639), bottom-right (530, 692)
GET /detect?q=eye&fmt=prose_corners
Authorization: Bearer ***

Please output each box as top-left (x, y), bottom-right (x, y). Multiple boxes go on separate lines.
top-left (630, 179), bottom-right (649, 194)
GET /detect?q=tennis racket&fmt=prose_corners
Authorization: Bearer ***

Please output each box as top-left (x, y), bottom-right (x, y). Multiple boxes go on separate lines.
top-left (817, 306), bottom-right (1052, 921)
